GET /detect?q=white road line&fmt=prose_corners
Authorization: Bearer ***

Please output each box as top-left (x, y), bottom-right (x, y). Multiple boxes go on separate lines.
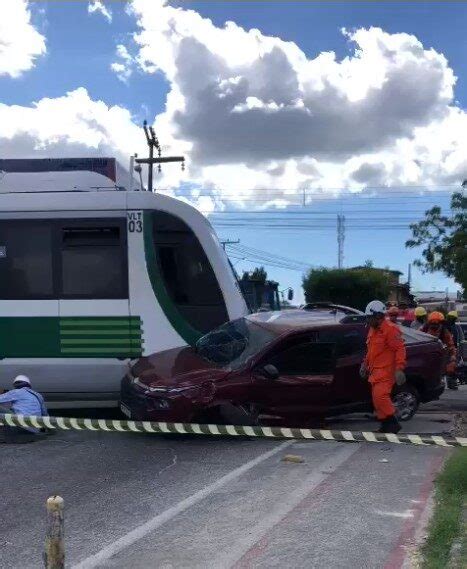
top-left (213, 444), bottom-right (359, 569)
top-left (72, 440), bottom-right (294, 569)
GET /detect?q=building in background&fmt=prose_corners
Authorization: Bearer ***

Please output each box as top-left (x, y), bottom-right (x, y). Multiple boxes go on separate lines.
top-left (351, 266), bottom-right (415, 306)
top-left (240, 278), bottom-right (281, 312)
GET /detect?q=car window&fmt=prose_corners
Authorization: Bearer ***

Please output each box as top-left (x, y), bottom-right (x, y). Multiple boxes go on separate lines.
top-left (456, 324), bottom-right (465, 341)
top-left (317, 327), bottom-right (366, 357)
top-left (196, 317), bottom-right (278, 369)
top-left (268, 340), bottom-right (335, 375)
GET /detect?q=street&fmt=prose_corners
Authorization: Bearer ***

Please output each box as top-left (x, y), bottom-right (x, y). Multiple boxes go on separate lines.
top-left (2, 386), bottom-right (466, 569)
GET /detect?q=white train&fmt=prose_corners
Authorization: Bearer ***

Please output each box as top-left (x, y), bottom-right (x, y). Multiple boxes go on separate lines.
top-left (0, 158), bottom-right (248, 407)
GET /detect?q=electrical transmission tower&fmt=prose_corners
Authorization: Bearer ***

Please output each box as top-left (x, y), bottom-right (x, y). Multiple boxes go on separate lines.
top-left (220, 239), bottom-right (240, 251)
top-left (135, 120), bottom-right (185, 192)
top-left (337, 214), bottom-right (346, 269)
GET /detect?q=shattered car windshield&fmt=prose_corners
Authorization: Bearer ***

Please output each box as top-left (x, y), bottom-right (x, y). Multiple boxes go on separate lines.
top-left (195, 317), bottom-right (278, 369)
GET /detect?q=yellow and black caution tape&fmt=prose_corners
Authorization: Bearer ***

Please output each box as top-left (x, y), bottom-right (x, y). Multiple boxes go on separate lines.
top-left (1, 413), bottom-right (466, 447)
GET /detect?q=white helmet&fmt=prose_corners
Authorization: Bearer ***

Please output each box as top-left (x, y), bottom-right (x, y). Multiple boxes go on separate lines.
top-left (13, 374), bottom-right (31, 387)
top-left (365, 300), bottom-right (386, 316)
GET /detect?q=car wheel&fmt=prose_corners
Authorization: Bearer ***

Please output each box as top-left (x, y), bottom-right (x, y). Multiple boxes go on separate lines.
top-left (392, 385), bottom-right (419, 421)
top-left (216, 402), bottom-right (260, 426)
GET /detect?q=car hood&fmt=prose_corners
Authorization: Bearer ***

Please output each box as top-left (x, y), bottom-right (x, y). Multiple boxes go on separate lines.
top-left (132, 346), bottom-right (230, 388)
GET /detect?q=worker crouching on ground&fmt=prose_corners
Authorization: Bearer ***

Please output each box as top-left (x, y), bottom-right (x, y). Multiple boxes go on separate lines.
top-left (360, 300), bottom-right (407, 434)
top-left (411, 307), bottom-right (427, 330)
top-left (0, 375), bottom-right (48, 443)
top-left (422, 312), bottom-right (458, 390)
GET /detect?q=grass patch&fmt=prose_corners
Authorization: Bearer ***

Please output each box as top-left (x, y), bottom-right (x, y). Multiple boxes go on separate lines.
top-left (422, 449), bottom-right (467, 568)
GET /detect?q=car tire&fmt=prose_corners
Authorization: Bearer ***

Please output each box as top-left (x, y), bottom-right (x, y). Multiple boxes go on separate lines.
top-left (201, 403), bottom-right (259, 426)
top-left (392, 384), bottom-right (419, 421)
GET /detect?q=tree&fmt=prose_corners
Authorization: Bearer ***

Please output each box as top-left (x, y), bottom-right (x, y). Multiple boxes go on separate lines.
top-left (243, 266), bottom-right (268, 283)
top-left (406, 191), bottom-right (466, 294)
top-left (302, 267), bottom-right (391, 311)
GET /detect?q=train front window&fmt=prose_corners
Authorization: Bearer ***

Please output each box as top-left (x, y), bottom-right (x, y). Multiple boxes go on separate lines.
top-left (152, 211), bottom-right (228, 333)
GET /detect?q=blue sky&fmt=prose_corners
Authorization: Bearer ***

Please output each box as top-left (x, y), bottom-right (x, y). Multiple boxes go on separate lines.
top-left (1, 1), bottom-right (465, 303)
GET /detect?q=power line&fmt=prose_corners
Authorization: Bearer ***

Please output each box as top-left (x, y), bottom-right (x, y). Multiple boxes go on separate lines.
top-left (226, 243), bottom-right (312, 272)
top-left (157, 189), bottom-right (462, 196)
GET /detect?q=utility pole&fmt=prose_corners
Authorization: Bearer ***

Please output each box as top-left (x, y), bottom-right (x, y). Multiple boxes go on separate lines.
top-left (135, 121), bottom-right (185, 192)
top-left (337, 214), bottom-right (345, 269)
top-left (220, 239), bottom-right (240, 251)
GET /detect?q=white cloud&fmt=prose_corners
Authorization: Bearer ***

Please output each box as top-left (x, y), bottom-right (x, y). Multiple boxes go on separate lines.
top-left (110, 44), bottom-right (134, 83)
top-left (0, 0), bottom-right (46, 78)
top-left (0, 87), bottom-right (141, 166)
top-left (0, 88), bottom-right (192, 192)
top-left (107, 0), bottom-right (467, 196)
top-left (3, 1), bottom-right (467, 208)
top-left (88, 1), bottom-right (112, 23)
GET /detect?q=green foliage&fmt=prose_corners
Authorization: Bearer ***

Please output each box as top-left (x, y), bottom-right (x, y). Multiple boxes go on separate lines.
top-left (406, 191), bottom-right (466, 294)
top-left (242, 266), bottom-right (268, 283)
top-left (421, 448), bottom-right (467, 568)
top-left (302, 267), bottom-right (391, 311)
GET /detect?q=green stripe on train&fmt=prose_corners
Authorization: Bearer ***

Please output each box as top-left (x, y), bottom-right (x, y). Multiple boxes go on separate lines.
top-left (60, 319), bottom-right (141, 327)
top-left (0, 316), bottom-right (143, 358)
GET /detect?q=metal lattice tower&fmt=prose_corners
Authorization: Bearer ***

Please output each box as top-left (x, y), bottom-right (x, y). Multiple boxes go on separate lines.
top-left (337, 214), bottom-right (346, 269)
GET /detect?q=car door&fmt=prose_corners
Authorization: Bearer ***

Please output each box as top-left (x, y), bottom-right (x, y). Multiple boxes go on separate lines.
top-left (456, 324), bottom-right (467, 360)
top-left (319, 325), bottom-right (371, 409)
top-left (252, 334), bottom-right (336, 415)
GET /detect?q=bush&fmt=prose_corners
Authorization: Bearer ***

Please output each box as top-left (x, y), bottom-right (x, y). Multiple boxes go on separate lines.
top-left (302, 267), bottom-right (391, 311)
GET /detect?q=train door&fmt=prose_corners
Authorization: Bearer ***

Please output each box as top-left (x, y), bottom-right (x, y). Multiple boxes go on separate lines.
top-left (56, 217), bottom-right (132, 399)
top-left (127, 209), bottom-right (186, 357)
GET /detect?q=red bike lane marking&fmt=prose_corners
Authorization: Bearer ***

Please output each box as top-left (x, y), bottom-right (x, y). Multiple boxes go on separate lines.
top-left (383, 452), bottom-right (447, 569)
top-left (232, 446), bottom-right (364, 569)
top-left (233, 447), bottom-right (447, 569)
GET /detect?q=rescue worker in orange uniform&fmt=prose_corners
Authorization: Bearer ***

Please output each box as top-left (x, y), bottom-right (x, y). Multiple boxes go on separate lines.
top-left (387, 306), bottom-right (399, 324)
top-left (422, 312), bottom-right (457, 390)
top-left (360, 300), bottom-right (407, 433)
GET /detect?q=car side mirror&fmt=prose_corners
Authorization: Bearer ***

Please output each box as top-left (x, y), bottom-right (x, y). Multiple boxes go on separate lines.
top-left (261, 364), bottom-right (279, 380)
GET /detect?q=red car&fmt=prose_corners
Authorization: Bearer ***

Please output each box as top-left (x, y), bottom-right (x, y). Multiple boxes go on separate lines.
top-left (120, 307), bottom-right (446, 426)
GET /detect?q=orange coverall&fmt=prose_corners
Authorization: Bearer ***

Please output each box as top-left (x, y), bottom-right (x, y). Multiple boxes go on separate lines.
top-left (422, 326), bottom-right (456, 374)
top-left (364, 320), bottom-right (407, 420)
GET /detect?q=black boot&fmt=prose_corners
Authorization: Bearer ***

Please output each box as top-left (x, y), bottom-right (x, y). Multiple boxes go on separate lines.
top-left (378, 416), bottom-right (401, 434)
top-left (447, 376), bottom-right (458, 390)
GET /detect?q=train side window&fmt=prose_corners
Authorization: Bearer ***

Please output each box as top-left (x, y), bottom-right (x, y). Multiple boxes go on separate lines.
top-left (60, 222), bottom-right (128, 298)
top-left (152, 211), bottom-right (228, 333)
top-left (0, 220), bottom-right (54, 299)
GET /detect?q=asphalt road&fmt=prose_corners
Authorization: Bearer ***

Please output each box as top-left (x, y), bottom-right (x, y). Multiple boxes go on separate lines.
top-left (0, 426), bottom-right (450, 568)
top-left (2, 386), bottom-right (466, 568)
top-left (422, 383), bottom-right (467, 413)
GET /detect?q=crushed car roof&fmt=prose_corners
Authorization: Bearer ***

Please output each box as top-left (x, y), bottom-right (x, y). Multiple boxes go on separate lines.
top-left (246, 309), bottom-right (346, 332)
